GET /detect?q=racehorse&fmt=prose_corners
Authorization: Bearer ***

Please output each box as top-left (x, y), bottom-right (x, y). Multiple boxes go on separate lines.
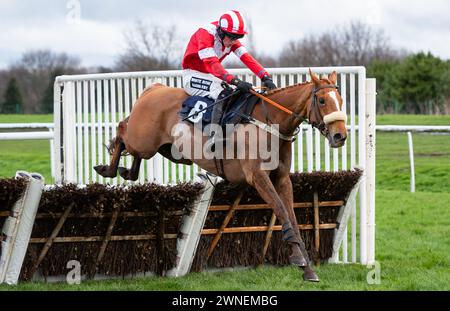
top-left (94, 69), bottom-right (347, 282)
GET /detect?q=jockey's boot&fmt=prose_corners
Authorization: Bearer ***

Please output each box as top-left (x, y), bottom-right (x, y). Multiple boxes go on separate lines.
top-left (205, 88), bottom-right (233, 152)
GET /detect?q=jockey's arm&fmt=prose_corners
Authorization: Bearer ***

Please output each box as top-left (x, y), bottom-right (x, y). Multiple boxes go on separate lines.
top-left (232, 43), bottom-right (270, 80)
top-left (202, 57), bottom-right (253, 93)
top-left (195, 28), bottom-right (236, 83)
top-left (202, 56), bottom-right (235, 84)
top-left (232, 42), bottom-right (277, 90)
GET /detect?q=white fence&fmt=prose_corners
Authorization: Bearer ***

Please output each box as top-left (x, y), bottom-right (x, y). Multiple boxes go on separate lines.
top-left (53, 66), bottom-right (375, 264)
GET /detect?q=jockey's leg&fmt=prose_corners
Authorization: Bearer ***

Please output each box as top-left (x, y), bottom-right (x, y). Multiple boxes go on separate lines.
top-left (182, 69), bottom-right (231, 153)
top-left (207, 87), bottom-right (234, 150)
top-left (182, 69), bottom-right (223, 99)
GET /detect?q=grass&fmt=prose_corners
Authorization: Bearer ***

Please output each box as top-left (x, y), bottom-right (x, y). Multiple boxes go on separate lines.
top-left (377, 114), bottom-right (450, 126)
top-left (0, 114), bottom-right (53, 123)
top-left (0, 140), bottom-right (52, 182)
top-left (0, 113), bottom-right (449, 290)
top-left (376, 132), bottom-right (450, 193)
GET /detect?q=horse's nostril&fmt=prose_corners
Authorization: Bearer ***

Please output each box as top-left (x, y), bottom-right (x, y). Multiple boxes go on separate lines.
top-left (333, 133), bottom-right (345, 142)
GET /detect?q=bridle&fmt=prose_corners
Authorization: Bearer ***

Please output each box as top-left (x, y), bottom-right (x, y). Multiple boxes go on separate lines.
top-left (249, 84), bottom-right (345, 140)
top-left (309, 84), bottom-right (340, 136)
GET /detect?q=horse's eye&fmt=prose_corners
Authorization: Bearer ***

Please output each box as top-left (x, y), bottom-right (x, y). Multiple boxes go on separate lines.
top-left (319, 98), bottom-right (325, 105)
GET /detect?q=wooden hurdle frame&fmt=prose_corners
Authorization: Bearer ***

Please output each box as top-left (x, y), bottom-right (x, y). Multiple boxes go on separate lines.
top-left (1, 173), bottom-right (360, 282)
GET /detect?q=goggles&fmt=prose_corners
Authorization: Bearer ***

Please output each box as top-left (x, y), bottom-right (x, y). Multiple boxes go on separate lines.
top-left (223, 31), bottom-right (244, 40)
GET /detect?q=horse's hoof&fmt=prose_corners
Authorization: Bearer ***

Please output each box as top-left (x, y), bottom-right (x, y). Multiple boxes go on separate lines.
top-left (302, 266), bottom-right (320, 282)
top-left (94, 165), bottom-right (115, 178)
top-left (94, 165), bottom-right (105, 173)
top-left (118, 167), bottom-right (139, 181)
top-left (118, 167), bottom-right (129, 179)
top-left (289, 254), bottom-right (308, 267)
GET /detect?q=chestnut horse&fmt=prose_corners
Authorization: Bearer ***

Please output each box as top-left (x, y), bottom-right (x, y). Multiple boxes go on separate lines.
top-left (94, 69), bottom-right (347, 282)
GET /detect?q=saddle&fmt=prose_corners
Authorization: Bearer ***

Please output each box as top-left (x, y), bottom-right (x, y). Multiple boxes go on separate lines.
top-left (179, 92), bottom-right (260, 130)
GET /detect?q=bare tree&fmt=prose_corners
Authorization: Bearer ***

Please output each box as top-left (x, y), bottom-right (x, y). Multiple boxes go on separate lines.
top-left (279, 20), bottom-right (406, 67)
top-left (115, 21), bottom-right (182, 71)
top-left (7, 50), bottom-right (81, 113)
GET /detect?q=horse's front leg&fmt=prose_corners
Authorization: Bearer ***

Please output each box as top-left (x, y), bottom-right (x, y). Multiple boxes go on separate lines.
top-left (244, 168), bottom-right (308, 267)
top-left (274, 173), bottom-right (319, 282)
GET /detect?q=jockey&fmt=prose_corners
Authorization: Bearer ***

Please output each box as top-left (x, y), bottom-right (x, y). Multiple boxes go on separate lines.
top-left (182, 10), bottom-right (277, 147)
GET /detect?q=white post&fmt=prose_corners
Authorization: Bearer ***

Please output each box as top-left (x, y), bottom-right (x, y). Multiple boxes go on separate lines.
top-left (407, 132), bottom-right (415, 193)
top-left (365, 78), bottom-right (377, 264)
top-left (167, 175), bottom-right (218, 277)
top-left (49, 129), bottom-right (55, 179)
top-left (307, 126), bottom-right (313, 172)
top-left (53, 81), bottom-right (62, 183)
top-left (358, 69), bottom-right (367, 265)
top-left (329, 179), bottom-right (362, 263)
top-left (0, 172), bottom-right (44, 285)
top-left (63, 81), bottom-right (77, 183)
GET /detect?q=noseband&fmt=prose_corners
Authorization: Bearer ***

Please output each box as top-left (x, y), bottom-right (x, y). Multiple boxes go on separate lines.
top-left (309, 85), bottom-right (346, 136)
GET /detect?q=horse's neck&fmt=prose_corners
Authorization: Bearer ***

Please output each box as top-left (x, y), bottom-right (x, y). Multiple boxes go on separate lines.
top-left (262, 83), bottom-right (313, 134)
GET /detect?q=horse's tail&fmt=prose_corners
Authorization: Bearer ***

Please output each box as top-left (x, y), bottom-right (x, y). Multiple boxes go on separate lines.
top-left (106, 136), bottom-right (123, 156)
top-left (107, 117), bottom-right (130, 156)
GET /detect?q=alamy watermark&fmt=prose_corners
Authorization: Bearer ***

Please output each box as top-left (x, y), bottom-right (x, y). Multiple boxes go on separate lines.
top-left (66, 260), bottom-right (81, 285)
top-left (366, 261), bottom-right (381, 285)
top-left (66, 0), bottom-right (81, 24)
top-left (171, 122), bottom-right (281, 170)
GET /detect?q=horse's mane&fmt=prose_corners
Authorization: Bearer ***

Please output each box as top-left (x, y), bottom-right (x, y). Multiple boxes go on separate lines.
top-left (265, 78), bottom-right (332, 96)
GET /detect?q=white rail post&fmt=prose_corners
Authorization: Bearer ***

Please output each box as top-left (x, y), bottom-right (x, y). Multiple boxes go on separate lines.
top-left (62, 81), bottom-right (77, 183)
top-left (407, 132), bottom-right (415, 193)
top-left (358, 69), bottom-right (367, 265)
top-left (365, 78), bottom-right (377, 264)
top-left (53, 81), bottom-right (62, 183)
top-left (49, 129), bottom-right (55, 179)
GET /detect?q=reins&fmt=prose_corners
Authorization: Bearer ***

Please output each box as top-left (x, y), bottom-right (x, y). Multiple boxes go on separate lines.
top-left (249, 89), bottom-right (304, 121)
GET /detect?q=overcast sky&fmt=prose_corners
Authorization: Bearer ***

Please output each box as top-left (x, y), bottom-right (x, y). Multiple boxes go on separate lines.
top-left (0, 0), bottom-right (449, 69)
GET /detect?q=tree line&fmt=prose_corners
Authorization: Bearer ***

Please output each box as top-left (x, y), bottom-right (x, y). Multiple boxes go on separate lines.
top-left (1, 20), bottom-right (449, 114)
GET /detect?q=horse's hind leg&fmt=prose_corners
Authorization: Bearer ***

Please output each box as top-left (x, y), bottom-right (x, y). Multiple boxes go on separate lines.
top-left (94, 135), bottom-right (125, 178)
top-left (118, 156), bottom-right (142, 181)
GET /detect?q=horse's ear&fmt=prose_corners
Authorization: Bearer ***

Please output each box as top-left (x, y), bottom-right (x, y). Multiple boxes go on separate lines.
top-left (309, 68), bottom-right (320, 86)
top-left (328, 71), bottom-right (337, 85)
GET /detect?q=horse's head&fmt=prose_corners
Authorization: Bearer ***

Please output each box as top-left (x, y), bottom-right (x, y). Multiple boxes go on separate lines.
top-left (308, 69), bottom-right (347, 148)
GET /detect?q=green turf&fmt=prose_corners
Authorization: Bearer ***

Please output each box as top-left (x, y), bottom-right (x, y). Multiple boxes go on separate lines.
top-left (0, 140), bottom-right (53, 182)
top-left (377, 114), bottom-right (450, 126)
top-left (0, 114), bottom-right (53, 123)
top-left (376, 132), bottom-right (450, 193)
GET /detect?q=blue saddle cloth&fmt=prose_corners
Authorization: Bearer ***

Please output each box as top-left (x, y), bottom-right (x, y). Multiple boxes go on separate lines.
top-left (179, 93), bottom-right (259, 130)
top-left (179, 96), bottom-right (215, 128)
